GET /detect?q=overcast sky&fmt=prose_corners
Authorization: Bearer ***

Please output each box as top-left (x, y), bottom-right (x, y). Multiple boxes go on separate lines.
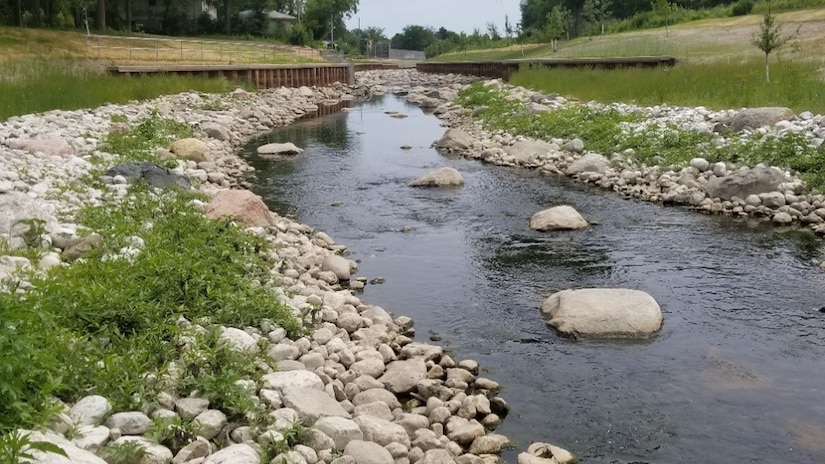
top-left (345, 0), bottom-right (522, 38)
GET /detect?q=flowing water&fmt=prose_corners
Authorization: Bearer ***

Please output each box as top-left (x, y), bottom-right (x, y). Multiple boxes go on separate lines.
top-left (243, 94), bottom-right (825, 464)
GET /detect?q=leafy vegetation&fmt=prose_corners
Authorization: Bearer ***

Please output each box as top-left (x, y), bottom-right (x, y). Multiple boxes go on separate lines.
top-left (0, 113), bottom-right (300, 438)
top-left (457, 83), bottom-right (825, 190)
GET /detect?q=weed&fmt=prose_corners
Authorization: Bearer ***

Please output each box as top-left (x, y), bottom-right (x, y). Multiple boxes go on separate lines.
top-left (101, 112), bottom-right (194, 165)
top-left (0, 431), bottom-right (67, 463)
top-left (148, 416), bottom-right (196, 453)
top-left (99, 441), bottom-right (148, 464)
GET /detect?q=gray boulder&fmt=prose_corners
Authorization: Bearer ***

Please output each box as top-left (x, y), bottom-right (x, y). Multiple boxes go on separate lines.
top-left (567, 153), bottom-right (609, 175)
top-left (69, 396), bottom-right (112, 426)
top-left (258, 142), bottom-right (305, 155)
top-left (103, 412), bottom-right (151, 435)
top-left (378, 358), bottom-right (427, 394)
top-left (354, 416), bottom-right (411, 447)
top-left (703, 166), bottom-right (785, 201)
top-left (541, 288), bottom-right (663, 339)
top-left (202, 123), bottom-right (231, 141)
top-left (730, 107), bottom-right (795, 131)
top-left (282, 387), bottom-right (351, 423)
top-left (507, 140), bottom-right (555, 164)
top-left (314, 417), bottom-right (363, 449)
top-left (262, 371), bottom-right (325, 392)
top-left (170, 138), bottom-right (210, 162)
top-left (20, 430), bottom-right (106, 464)
top-left (106, 162), bottom-right (191, 190)
top-left (8, 137), bottom-right (74, 156)
top-left (529, 206), bottom-right (589, 231)
top-left (343, 440), bottom-right (394, 464)
top-left (321, 255), bottom-right (351, 281)
top-left (434, 129), bottom-right (473, 152)
top-left (410, 167), bottom-right (464, 188)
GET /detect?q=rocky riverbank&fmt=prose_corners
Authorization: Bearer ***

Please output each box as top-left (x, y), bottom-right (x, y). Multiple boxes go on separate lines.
top-left (0, 72), bottom-right (583, 464)
top-left (356, 71), bottom-right (825, 252)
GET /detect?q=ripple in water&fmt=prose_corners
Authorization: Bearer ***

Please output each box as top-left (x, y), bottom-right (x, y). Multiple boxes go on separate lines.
top-left (243, 95), bottom-right (825, 464)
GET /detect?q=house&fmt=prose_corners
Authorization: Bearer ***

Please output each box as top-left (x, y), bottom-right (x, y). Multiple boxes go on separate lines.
top-left (238, 10), bottom-right (299, 35)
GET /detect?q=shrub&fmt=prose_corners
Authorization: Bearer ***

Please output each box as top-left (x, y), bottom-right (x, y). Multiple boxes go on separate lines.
top-left (731, 0), bottom-right (755, 15)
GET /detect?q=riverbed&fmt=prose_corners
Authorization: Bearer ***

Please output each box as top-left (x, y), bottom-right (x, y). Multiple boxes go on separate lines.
top-left (244, 94), bottom-right (825, 464)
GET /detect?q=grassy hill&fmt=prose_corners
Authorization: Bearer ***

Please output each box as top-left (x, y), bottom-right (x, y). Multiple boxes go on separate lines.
top-left (429, 8), bottom-right (825, 63)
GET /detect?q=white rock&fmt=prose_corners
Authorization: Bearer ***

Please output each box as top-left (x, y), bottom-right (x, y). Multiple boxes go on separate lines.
top-left (314, 416), bottom-right (364, 449)
top-left (541, 288), bottom-right (663, 338)
top-left (203, 444), bottom-right (260, 464)
top-left (262, 370), bottom-right (325, 392)
top-left (219, 327), bottom-right (259, 353)
top-left (529, 206), bottom-right (588, 231)
top-left (258, 142), bottom-right (305, 155)
top-left (354, 415), bottom-right (411, 447)
top-left (104, 412), bottom-right (151, 435)
top-left (282, 387), bottom-right (351, 423)
top-left (193, 409), bottom-right (227, 440)
top-left (379, 358), bottom-right (427, 394)
top-left (343, 440), bottom-right (394, 464)
top-left (69, 396), bottom-right (112, 426)
top-left (410, 168), bottom-right (464, 188)
top-left (18, 430), bottom-right (107, 464)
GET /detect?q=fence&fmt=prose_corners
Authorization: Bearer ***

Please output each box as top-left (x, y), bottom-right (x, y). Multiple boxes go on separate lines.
top-left (84, 34), bottom-right (322, 64)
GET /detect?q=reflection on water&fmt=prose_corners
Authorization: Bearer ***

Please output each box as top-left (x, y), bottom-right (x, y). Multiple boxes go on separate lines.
top-left (242, 95), bottom-right (825, 464)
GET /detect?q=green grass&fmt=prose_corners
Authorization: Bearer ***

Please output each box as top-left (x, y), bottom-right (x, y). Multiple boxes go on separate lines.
top-left (457, 83), bottom-right (825, 190)
top-left (509, 57), bottom-right (825, 114)
top-left (0, 58), bottom-right (243, 121)
top-left (0, 113), bottom-right (301, 435)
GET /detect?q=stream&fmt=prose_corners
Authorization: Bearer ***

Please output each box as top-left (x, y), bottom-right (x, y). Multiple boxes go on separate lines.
top-left (243, 94), bottom-right (825, 464)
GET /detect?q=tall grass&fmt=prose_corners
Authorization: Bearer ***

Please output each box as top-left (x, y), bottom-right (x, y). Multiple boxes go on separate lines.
top-left (509, 58), bottom-right (825, 113)
top-left (0, 59), bottom-right (243, 120)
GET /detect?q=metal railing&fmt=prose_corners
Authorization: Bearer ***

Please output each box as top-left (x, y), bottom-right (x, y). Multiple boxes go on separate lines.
top-left (84, 34), bottom-right (322, 64)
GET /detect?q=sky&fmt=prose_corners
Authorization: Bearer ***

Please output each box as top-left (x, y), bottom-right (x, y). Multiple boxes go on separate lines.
top-left (345, 0), bottom-right (522, 38)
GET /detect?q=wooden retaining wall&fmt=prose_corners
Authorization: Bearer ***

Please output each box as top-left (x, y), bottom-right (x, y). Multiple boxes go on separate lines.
top-left (110, 64), bottom-right (355, 89)
top-left (417, 56), bottom-right (677, 81)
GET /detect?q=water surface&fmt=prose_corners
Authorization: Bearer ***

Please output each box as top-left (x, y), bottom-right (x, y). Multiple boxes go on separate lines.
top-left (244, 95), bottom-right (825, 464)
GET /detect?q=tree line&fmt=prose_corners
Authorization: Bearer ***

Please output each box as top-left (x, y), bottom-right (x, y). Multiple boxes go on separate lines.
top-left (0, 0), bottom-right (357, 44)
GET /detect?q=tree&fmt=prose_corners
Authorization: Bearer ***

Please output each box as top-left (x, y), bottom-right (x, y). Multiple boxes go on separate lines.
top-left (302, 0), bottom-right (358, 42)
top-left (545, 5), bottom-right (569, 52)
top-left (583, 0), bottom-right (610, 36)
top-left (486, 21), bottom-right (501, 40)
top-left (504, 14), bottom-right (514, 38)
top-left (651, 0), bottom-right (672, 37)
top-left (391, 24), bottom-right (436, 51)
top-left (752, 2), bottom-right (788, 84)
top-left (95, 0), bottom-right (104, 30)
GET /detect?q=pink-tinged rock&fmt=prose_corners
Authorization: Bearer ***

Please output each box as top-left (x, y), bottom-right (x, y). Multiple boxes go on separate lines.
top-left (205, 190), bottom-right (274, 227)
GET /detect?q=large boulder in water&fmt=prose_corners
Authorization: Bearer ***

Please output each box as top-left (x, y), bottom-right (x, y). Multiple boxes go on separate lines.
top-left (434, 129), bottom-right (473, 152)
top-left (703, 166), bottom-right (785, 201)
top-left (541, 288), bottom-right (663, 339)
top-left (106, 162), bottom-right (191, 190)
top-left (529, 206), bottom-right (588, 231)
top-left (257, 142), bottom-right (304, 155)
top-left (730, 107), bottom-right (795, 131)
top-left (410, 167), bottom-right (464, 187)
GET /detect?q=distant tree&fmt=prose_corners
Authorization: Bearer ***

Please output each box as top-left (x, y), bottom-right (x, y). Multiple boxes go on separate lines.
top-left (391, 24), bottom-right (436, 51)
top-left (752, 2), bottom-right (789, 84)
top-left (504, 14), bottom-right (514, 38)
top-left (583, 0), bottom-right (610, 36)
top-left (95, 0), bottom-right (104, 30)
top-left (302, 0), bottom-right (358, 42)
top-left (651, 0), bottom-right (673, 37)
top-left (486, 21), bottom-right (501, 40)
top-left (545, 5), bottom-right (569, 51)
